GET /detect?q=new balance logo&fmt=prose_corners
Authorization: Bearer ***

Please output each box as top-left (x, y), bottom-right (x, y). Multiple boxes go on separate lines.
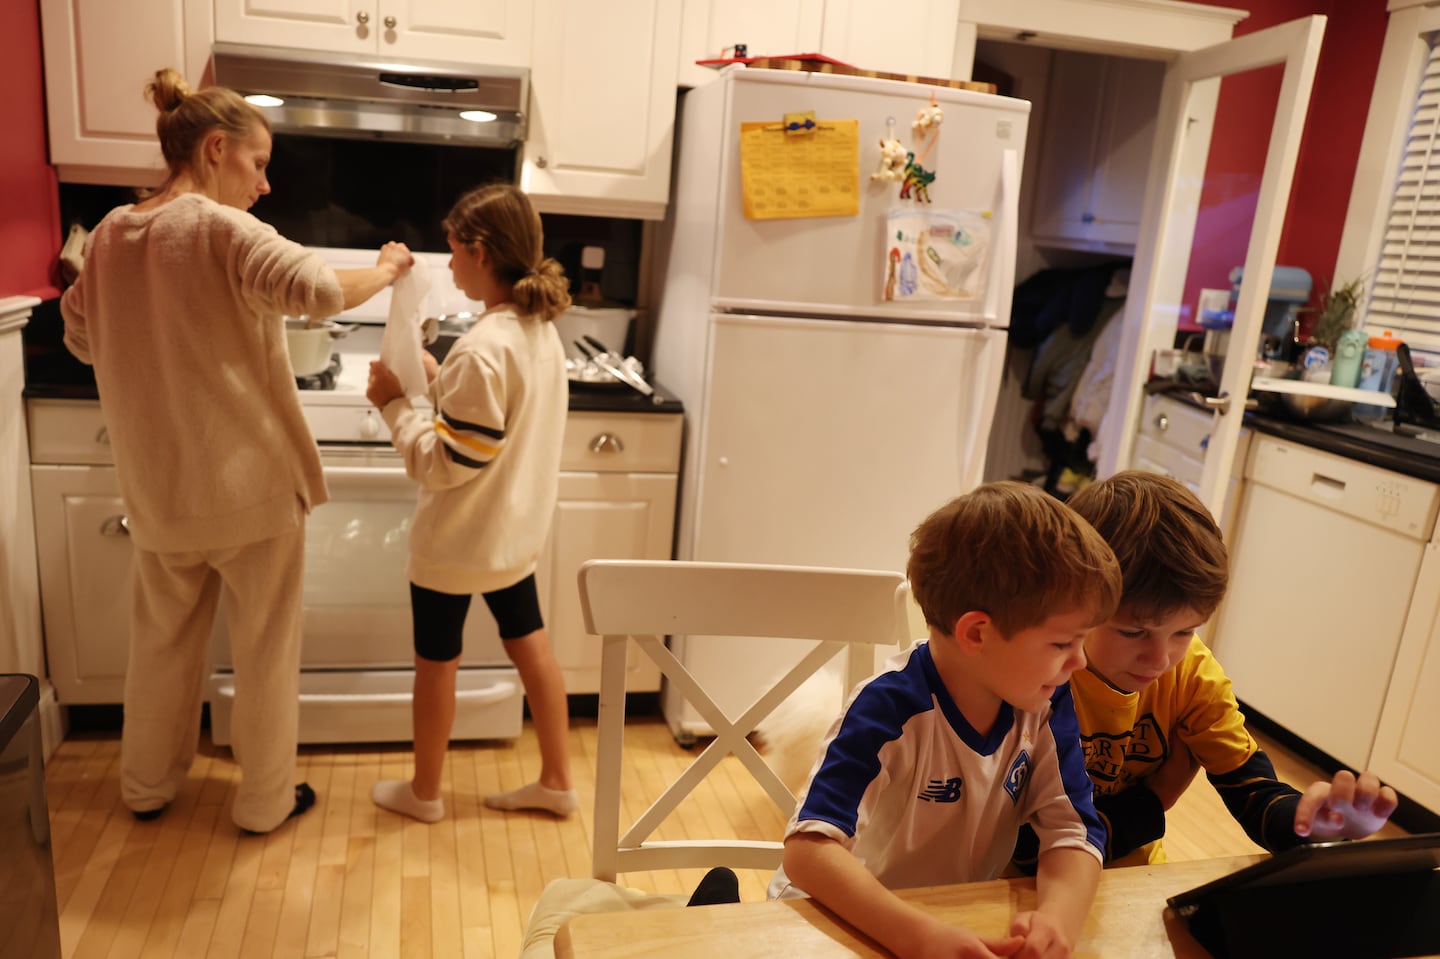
top-left (917, 777), bottom-right (963, 803)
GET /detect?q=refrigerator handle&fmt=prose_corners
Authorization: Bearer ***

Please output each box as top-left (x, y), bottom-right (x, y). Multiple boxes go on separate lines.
top-left (986, 148), bottom-right (1021, 328)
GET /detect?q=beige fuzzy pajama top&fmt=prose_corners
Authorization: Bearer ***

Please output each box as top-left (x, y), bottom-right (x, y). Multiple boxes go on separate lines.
top-left (60, 193), bottom-right (341, 553)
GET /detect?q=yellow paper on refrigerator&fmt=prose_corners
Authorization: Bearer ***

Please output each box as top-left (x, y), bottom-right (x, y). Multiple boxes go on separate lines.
top-left (883, 209), bottom-right (991, 301)
top-left (739, 120), bottom-right (859, 220)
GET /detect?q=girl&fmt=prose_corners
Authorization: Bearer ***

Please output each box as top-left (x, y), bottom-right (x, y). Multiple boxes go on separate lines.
top-left (366, 183), bottom-right (576, 821)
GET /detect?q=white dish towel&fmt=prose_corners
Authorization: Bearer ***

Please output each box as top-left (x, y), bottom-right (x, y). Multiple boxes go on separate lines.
top-left (380, 259), bottom-right (431, 399)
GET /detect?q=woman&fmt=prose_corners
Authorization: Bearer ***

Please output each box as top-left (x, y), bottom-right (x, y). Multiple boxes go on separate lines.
top-left (60, 68), bottom-right (413, 834)
top-left (366, 183), bottom-right (575, 822)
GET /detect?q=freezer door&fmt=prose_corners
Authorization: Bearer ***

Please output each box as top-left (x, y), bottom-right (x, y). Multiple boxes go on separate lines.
top-left (691, 313), bottom-right (1006, 571)
top-left (709, 71), bottom-right (1028, 326)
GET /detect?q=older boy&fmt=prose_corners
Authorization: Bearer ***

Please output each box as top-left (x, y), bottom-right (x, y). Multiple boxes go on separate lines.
top-left (769, 481), bottom-right (1122, 959)
top-left (1014, 471), bottom-right (1398, 870)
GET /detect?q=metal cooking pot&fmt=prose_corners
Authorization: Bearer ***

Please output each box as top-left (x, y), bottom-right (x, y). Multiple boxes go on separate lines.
top-left (284, 316), bottom-right (356, 376)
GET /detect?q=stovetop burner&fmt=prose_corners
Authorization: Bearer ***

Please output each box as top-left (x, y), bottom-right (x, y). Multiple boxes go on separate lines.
top-left (296, 354), bottom-right (342, 391)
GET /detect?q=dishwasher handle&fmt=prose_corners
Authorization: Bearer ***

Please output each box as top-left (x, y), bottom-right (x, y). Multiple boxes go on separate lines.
top-left (1310, 472), bottom-right (1346, 498)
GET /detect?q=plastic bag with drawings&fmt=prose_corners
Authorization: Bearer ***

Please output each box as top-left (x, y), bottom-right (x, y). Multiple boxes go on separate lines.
top-left (380, 258), bottom-right (431, 398)
top-left (882, 209), bottom-right (991, 301)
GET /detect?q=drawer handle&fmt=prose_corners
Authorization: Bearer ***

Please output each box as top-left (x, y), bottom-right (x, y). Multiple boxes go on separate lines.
top-left (100, 515), bottom-right (129, 537)
top-left (1154, 413), bottom-right (1169, 432)
top-left (95, 426), bottom-right (110, 445)
top-left (589, 432), bottom-right (625, 454)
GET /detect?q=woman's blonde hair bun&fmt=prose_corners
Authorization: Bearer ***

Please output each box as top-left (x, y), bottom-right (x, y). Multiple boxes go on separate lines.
top-left (145, 68), bottom-right (192, 114)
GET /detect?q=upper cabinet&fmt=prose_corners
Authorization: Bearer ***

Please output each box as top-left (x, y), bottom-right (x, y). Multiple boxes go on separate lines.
top-left (39, 0), bottom-right (214, 186)
top-left (676, 0), bottom-right (960, 89)
top-left (212, 0), bottom-right (531, 64)
top-left (521, 0), bottom-right (681, 220)
top-left (1029, 50), bottom-right (1165, 254)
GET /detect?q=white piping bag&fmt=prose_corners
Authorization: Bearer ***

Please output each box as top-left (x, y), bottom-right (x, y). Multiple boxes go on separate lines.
top-left (380, 258), bottom-right (431, 398)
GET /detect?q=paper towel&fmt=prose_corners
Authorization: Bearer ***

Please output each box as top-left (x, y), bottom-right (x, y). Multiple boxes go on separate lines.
top-left (380, 259), bottom-right (431, 398)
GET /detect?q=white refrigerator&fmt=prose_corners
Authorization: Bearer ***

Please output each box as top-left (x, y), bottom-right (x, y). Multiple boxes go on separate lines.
top-left (651, 66), bottom-right (1029, 741)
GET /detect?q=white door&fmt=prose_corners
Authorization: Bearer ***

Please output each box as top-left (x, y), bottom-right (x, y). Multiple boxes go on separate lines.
top-left (1099, 16), bottom-right (1327, 520)
top-left (214, 0), bottom-right (374, 53)
top-left (381, 0), bottom-right (531, 65)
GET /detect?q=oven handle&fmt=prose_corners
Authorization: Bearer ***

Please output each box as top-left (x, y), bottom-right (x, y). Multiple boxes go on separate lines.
top-left (211, 680), bottom-right (518, 706)
top-left (320, 464), bottom-right (412, 489)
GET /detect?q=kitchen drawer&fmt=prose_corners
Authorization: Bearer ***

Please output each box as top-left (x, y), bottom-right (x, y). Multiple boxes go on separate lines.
top-left (561, 412), bottom-right (682, 473)
top-left (1132, 432), bottom-right (1204, 487)
top-left (26, 399), bottom-right (112, 465)
top-left (1137, 394), bottom-right (1216, 462)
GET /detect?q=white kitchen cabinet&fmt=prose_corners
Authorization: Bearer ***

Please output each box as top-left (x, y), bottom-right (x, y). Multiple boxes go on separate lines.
top-left (677, 0), bottom-right (959, 89)
top-left (521, 0), bottom-right (680, 220)
top-left (212, 0), bottom-right (531, 65)
top-left (1130, 393), bottom-right (1249, 537)
top-left (1371, 541), bottom-right (1440, 815)
top-left (27, 399), bottom-right (132, 705)
top-left (1029, 50), bottom-right (1164, 254)
top-left (543, 410), bottom-right (682, 694)
top-left (39, 0), bottom-right (213, 186)
top-left (28, 463), bottom-right (133, 706)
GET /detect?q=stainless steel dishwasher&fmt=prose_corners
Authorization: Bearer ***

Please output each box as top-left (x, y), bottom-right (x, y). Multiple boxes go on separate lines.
top-left (1209, 435), bottom-right (1440, 770)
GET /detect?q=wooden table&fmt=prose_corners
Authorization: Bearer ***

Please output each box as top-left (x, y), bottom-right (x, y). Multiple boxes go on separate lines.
top-left (554, 855), bottom-right (1265, 959)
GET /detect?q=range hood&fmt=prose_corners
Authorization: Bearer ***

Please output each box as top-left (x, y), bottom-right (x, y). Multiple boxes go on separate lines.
top-left (210, 42), bottom-right (528, 147)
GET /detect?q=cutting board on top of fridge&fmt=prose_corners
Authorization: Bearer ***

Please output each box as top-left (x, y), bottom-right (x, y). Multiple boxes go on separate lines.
top-left (695, 53), bottom-right (998, 94)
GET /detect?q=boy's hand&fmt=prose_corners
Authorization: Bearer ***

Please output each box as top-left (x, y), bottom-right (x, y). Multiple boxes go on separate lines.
top-left (903, 917), bottom-right (1024, 959)
top-left (1009, 911), bottom-right (1073, 959)
top-left (1146, 736), bottom-right (1201, 810)
top-left (1293, 769), bottom-right (1398, 841)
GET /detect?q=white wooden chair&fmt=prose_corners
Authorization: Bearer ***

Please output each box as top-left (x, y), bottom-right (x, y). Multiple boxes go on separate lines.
top-left (576, 559), bottom-right (912, 883)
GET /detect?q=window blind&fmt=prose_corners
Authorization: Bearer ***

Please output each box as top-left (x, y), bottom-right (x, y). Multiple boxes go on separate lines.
top-left (1366, 32), bottom-right (1440, 353)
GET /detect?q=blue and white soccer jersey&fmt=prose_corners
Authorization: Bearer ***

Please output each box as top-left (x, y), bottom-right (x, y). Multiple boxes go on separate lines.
top-left (768, 641), bottom-right (1104, 898)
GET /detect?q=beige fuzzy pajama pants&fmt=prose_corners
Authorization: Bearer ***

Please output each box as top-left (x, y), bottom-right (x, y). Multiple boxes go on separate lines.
top-left (121, 524), bottom-right (305, 833)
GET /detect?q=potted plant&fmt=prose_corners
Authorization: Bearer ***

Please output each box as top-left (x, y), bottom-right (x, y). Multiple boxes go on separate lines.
top-left (1311, 275), bottom-right (1365, 352)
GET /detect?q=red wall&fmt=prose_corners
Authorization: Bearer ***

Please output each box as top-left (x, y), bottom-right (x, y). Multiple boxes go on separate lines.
top-left (1180, 0), bottom-right (1387, 337)
top-left (0, 0), bottom-right (61, 299)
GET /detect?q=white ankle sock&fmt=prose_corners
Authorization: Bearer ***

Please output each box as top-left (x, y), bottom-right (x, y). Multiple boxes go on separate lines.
top-left (372, 780), bottom-right (445, 823)
top-left (483, 781), bottom-right (578, 817)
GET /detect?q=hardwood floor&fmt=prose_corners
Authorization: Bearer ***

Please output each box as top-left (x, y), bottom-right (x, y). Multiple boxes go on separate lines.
top-left (44, 716), bottom-right (1408, 958)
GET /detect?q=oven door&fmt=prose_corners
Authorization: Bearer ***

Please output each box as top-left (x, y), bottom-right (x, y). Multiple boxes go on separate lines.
top-left (208, 446), bottom-right (522, 745)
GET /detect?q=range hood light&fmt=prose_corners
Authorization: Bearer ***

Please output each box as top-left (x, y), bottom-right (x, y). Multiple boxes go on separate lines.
top-left (245, 93), bottom-right (285, 108)
top-left (459, 109), bottom-right (497, 123)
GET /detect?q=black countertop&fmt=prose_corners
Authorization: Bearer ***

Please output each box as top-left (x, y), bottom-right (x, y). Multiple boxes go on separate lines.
top-left (19, 297), bottom-right (682, 416)
top-left (1159, 385), bottom-right (1440, 483)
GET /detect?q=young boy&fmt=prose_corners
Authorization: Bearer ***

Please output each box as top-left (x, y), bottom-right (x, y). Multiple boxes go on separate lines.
top-left (768, 481), bottom-right (1122, 959)
top-left (1014, 471), bottom-right (1398, 870)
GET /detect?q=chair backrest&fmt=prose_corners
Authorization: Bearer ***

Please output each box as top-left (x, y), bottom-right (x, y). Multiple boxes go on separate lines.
top-left (577, 559), bottom-right (912, 883)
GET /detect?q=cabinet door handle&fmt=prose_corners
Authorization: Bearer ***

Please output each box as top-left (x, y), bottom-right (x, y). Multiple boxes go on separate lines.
top-left (588, 432), bottom-right (625, 454)
top-left (95, 426), bottom-right (110, 445)
top-left (384, 15), bottom-right (396, 28)
top-left (1154, 413), bottom-right (1169, 432)
top-left (357, 10), bottom-right (369, 24)
top-left (100, 515), bottom-right (129, 537)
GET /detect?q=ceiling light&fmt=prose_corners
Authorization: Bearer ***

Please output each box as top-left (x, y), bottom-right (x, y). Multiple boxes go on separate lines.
top-left (244, 94), bottom-right (285, 108)
top-left (459, 110), bottom-right (497, 123)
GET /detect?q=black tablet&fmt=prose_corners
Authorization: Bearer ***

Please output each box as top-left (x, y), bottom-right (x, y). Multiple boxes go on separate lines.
top-left (1167, 832), bottom-right (1440, 912)
top-left (1167, 833), bottom-right (1440, 959)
